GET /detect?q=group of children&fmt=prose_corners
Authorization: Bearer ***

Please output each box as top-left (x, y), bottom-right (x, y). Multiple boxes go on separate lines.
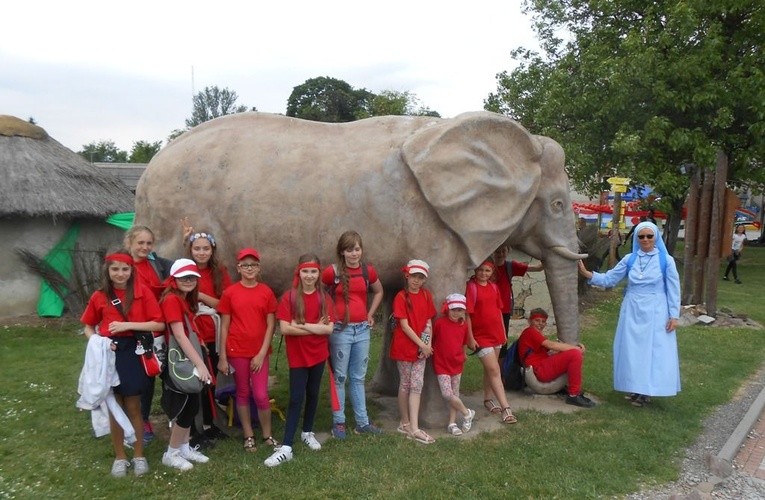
top-left (80, 224), bottom-right (590, 476)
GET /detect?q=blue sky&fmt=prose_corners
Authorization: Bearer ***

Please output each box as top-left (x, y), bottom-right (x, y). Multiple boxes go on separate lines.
top-left (1, 0), bottom-right (538, 152)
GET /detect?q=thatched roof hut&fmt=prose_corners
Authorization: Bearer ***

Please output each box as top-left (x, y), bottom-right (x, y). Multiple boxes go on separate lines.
top-left (0, 115), bottom-right (133, 317)
top-left (0, 115), bottom-right (133, 218)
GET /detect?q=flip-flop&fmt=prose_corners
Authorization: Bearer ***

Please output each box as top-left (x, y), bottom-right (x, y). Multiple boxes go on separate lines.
top-left (484, 399), bottom-right (501, 414)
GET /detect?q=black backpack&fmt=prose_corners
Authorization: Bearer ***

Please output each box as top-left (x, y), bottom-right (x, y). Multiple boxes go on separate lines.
top-left (500, 340), bottom-right (530, 390)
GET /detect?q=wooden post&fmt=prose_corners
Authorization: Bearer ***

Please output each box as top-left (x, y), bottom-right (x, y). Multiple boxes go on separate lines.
top-left (693, 169), bottom-right (714, 303)
top-left (609, 191), bottom-right (622, 268)
top-left (704, 152), bottom-right (728, 316)
top-left (682, 168), bottom-right (700, 304)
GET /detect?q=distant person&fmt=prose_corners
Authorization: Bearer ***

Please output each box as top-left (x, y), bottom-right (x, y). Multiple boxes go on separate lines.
top-left (578, 221), bottom-right (681, 407)
top-left (723, 224), bottom-right (747, 284)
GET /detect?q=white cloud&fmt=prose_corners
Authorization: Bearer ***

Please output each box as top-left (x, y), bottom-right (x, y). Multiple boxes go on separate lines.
top-left (1, 0), bottom-right (538, 152)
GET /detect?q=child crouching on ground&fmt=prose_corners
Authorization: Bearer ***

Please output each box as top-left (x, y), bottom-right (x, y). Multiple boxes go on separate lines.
top-left (432, 293), bottom-right (475, 435)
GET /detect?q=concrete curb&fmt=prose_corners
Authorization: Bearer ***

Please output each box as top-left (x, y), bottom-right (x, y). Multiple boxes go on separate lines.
top-left (709, 383), bottom-right (765, 477)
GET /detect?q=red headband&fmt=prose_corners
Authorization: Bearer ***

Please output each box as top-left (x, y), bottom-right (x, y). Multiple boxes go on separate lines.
top-left (479, 260), bottom-right (495, 269)
top-left (529, 311), bottom-right (548, 321)
top-left (292, 262), bottom-right (321, 287)
top-left (105, 253), bottom-right (133, 266)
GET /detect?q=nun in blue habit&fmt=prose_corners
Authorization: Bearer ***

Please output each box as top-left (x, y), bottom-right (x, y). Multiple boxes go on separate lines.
top-left (578, 221), bottom-right (681, 406)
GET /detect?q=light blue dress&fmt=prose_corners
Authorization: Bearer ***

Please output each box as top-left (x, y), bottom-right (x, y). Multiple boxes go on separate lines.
top-left (589, 224), bottom-right (681, 396)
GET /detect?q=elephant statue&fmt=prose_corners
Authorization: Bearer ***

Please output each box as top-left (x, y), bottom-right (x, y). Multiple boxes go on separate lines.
top-left (135, 111), bottom-right (586, 423)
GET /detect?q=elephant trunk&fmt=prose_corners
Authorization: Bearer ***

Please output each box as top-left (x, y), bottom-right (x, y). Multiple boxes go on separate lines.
top-left (544, 252), bottom-right (580, 344)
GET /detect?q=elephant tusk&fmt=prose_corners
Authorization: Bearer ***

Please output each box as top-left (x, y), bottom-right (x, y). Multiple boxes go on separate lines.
top-left (550, 245), bottom-right (588, 261)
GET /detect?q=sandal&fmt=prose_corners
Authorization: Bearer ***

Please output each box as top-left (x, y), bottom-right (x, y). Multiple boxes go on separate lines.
top-left (396, 422), bottom-right (411, 435)
top-left (631, 395), bottom-right (651, 407)
top-left (447, 423), bottom-right (463, 436)
top-left (263, 436), bottom-right (280, 447)
top-left (501, 407), bottom-right (518, 424)
top-left (484, 399), bottom-right (501, 414)
top-left (243, 436), bottom-right (257, 452)
top-left (409, 429), bottom-right (436, 444)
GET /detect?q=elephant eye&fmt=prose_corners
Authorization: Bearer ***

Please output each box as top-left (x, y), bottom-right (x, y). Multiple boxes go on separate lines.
top-left (550, 199), bottom-right (564, 213)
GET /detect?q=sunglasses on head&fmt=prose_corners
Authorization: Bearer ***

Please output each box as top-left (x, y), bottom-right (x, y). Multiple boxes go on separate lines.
top-left (638, 234), bottom-right (654, 240)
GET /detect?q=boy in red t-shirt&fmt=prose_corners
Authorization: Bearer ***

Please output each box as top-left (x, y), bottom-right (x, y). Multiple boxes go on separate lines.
top-left (432, 293), bottom-right (476, 436)
top-left (517, 308), bottom-right (595, 408)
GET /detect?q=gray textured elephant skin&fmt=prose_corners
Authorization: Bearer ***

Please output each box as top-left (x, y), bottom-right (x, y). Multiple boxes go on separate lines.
top-left (135, 111), bottom-right (584, 421)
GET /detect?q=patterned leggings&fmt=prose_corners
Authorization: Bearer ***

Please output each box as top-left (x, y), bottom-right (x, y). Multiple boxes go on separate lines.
top-left (437, 373), bottom-right (462, 400)
top-left (397, 359), bottom-right (426, 395)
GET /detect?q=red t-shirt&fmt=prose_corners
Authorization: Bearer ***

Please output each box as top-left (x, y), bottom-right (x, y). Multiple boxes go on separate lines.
top-left (466, 280), bottom-right (506, 348)
top-left (195, 265), bottom-right (233, 344)
top-left (133, 259), bottom-right (164, 300)
top-left (517, 325), bottom-right (550, 368)
top-left (495, 261), bottom-right (529, 313)
top-left (389, 288), bottom-right (436, 362)
top-left (276, 290), bottom-right (336, 368)
top-left (321, 264), bottom-right (379, 323)
top-left (217, 282), bottom-right (277, 358)
top-left (80, 284), bottom-right (163, 336)
top-left (432, 316), bottom-right (468, 375)
top-left (161, 292), bottom-right (198, 335)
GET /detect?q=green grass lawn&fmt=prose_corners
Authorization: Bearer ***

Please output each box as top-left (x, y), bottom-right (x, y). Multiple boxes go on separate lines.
top-left (1, 248), bottom-right (764, 498)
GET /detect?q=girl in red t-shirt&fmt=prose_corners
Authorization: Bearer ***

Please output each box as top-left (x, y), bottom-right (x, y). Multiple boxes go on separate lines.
top-left (466, 260), bottom-right (517, 424)
top-left (124, 225), bottom-right (172, 443)
top-left (390, 259), bottom-right (437, 444)
top-left (217, 248), bottom-right (279, 453)
top-left (432, 293), bottom-right (476, 436)
top-left (264, 254), bottom-right (335, 467)
top-left (159, 259), bottom-right (213, 471)
top-left (184, 226), bottom-right (232, 443)
top-left (80, 251), bottom-right (164, 478)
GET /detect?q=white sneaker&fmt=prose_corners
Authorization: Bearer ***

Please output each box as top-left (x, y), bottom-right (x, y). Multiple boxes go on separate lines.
top-left (132, 457), bottom-right (149, 476)
top-left (180, 445), bottom-right (209, 463)
top-left (462, 408), bottom-right (476, 433)
top-left (264, 445), bottom-right (293, 467)
top-left (110, 458), bottom-right (130, 478)
top-left (301, 431), bottom-right (321, 451)
top-left (162, 450), bottom-right (193, 471)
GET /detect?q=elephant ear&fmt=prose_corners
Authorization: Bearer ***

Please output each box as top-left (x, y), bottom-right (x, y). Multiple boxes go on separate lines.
top-left (402, 111), bottom-right (543, 267)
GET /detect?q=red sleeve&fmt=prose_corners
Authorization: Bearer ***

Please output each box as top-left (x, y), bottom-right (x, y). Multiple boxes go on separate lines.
top-left (276, 291), bottom-right (294, 322)
top-left (520, 326), bottom-right (546, 351)
top-left (511, 261), bottom-right (529, 277)
top-left (217, 286), bottom-right (233, 315)
top-left (367, 264), bottom-right (379, 284)
top-left (265, 286), bottom-right (278, 313)
top-left (465, 281), bottom-right (476, 314)
top-left (135, 285), bottom-right (163, 323)
top-left (80, 291), bottom-right (104, 326)
top-left (392, 291), bottom-right (408, 319)
top-left (160, 294), bottom-right (186, 324)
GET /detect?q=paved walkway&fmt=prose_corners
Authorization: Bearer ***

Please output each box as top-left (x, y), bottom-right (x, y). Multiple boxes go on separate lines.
top-left (734, 408), bottom-right (765, 480)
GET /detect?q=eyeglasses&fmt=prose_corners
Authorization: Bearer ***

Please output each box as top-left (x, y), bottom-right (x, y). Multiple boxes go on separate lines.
top-left (638, 234), bottom-right (654, 240)
top-left (238, 263), bottom-right (260, 269)
top-left (177, 276), bottom-right (198, 282)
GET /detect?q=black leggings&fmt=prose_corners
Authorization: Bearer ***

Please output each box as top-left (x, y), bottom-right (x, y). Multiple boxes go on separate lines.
top-left (725, 251), bottom-right (741, 280)
top-left (282, 362), bottom-right (325, 447)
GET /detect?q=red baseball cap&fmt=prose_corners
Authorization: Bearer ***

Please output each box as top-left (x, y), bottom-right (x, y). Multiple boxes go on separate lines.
top-left (237, 247), bottom-right (261, 261)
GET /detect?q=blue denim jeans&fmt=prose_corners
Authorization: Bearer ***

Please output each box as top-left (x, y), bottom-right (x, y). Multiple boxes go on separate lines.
top-left (329, 321), bottom-right (371, 427)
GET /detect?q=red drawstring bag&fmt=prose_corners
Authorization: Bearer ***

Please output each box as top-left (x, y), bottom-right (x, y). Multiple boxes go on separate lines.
top-left (140, 350), bottom-right (162, 377)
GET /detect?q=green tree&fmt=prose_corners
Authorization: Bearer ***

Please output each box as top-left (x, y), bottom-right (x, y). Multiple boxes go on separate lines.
top-left (186, 86), bottom-right (252, 128)
top-left (78, 140), bottom-right (128, 163)
top-left (286, 76), bottom-right (374, 122)
top-left (369, 90), bottom-right (442, 118)
top-left (487, 0), bottom-right (765, 251)
top-left (128, 140), bottom-right (162, 163)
